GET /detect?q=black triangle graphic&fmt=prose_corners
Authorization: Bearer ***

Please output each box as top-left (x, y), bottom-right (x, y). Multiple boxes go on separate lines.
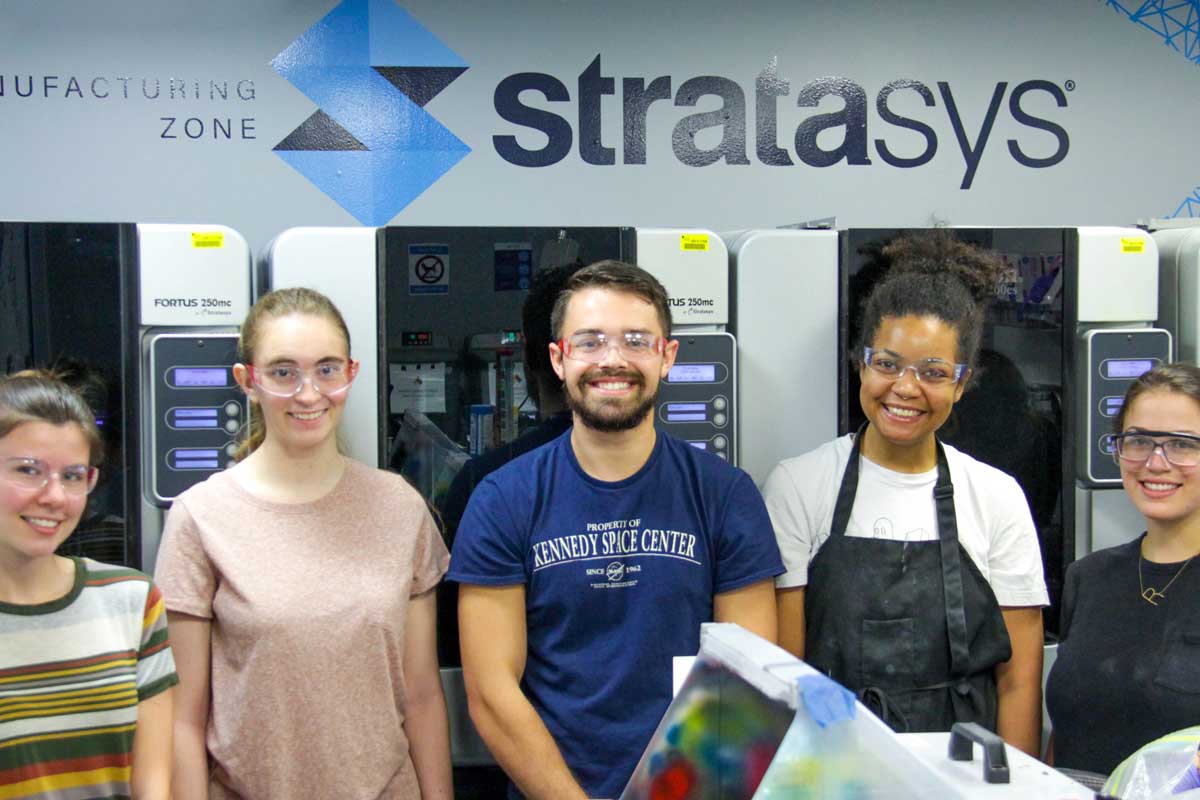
top-left (373, 66), bottom-right (467, 107)
top-left (273, 110), bottom-right (368, 152)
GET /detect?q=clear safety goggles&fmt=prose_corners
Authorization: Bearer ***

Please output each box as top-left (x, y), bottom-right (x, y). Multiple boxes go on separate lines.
top-left (248, 361), bottom-right (357, 398)
top-left (560, 332), bottom-right (665, 363)
top-left (862, 347), bottom-right (968, 386)
top-left (1, 456), bottom-right (98, 496)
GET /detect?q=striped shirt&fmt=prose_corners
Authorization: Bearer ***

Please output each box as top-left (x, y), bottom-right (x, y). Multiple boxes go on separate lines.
top-left (0, 558), bottom-right (178, 800)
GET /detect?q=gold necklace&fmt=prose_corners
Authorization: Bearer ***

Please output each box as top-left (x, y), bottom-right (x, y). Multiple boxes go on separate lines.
top-left (1139, 548), bottom-right (1197, 605)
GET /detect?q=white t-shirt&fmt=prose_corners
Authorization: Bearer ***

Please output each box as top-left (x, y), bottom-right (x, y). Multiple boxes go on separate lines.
top-left (762, 434), bottom-right (1049, 608)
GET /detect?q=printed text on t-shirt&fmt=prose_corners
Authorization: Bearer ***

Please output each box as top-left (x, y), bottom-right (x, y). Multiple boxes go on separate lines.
top-left (532, 517), bottom-right (700, 571)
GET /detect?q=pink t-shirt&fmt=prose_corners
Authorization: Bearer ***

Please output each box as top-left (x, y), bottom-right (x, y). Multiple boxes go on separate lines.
top-left (155, 459), bottom-right (449, 800)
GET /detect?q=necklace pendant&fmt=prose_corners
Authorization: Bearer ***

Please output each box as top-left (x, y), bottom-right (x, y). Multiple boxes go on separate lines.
top-left (1142, 587), bottom-right (1165, 605)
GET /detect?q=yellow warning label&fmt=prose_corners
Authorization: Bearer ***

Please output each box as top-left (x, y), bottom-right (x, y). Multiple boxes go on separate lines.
top-left (1121, 237), bottom-right (1145, 254)
top-left (681, 233), bottom-right (709, 252)
top-left (192, 232), bottom-right (224, 249)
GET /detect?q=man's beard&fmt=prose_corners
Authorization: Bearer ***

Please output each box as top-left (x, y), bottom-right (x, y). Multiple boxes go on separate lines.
top-left (565, 369), bottom-right (658, 433)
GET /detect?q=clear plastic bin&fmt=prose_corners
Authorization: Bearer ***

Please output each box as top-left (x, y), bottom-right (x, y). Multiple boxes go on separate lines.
top-left (621, 623), bottom-right (1091, 799)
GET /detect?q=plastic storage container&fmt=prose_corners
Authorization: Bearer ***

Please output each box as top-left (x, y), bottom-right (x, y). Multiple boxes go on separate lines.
top-left (620, 623), bottom-right (1092, 799)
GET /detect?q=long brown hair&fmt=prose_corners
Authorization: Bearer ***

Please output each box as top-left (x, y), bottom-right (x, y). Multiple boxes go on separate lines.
top-left (235, 288), bottom-right (351, 460)
top-left (0, 370), bottom-right (103, 465)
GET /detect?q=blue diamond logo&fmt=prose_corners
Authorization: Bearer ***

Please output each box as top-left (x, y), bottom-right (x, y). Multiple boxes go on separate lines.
top-left (271, 0), bottom-right (470, 225)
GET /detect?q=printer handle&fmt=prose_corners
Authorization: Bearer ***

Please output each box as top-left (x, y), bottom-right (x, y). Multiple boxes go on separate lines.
top-left (947, 721), bottom-right (1011, 784)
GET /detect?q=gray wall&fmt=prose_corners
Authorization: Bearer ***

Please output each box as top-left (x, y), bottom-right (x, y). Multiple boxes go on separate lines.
top-left (1, 0), bottom-right (1197, 256)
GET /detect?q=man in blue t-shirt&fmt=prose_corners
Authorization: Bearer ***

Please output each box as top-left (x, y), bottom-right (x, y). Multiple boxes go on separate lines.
top-left (450, 260), bottom-right (782, 800)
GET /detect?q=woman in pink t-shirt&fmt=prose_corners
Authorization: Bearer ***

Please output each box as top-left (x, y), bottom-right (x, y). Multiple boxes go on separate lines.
top-left (156, 288), bottom-right (452, 799)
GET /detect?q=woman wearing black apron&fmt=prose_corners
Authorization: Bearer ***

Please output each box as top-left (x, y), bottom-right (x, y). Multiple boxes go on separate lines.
top-left (762, 230), bottom-right (1049, 755)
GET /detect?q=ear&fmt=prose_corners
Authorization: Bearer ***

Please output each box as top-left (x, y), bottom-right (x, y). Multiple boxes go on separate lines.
top-left (232, 363), bottom-right (257, 401)
top-left (548, 341), bottom-right (566, 382)
top-left (952, 368), bottom-right (972, 403)
top-left (660, 338), bottom-right (679, 378)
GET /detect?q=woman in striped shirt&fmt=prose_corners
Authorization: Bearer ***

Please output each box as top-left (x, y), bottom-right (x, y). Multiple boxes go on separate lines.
top-left (0, 370), bottom-right (177, 799)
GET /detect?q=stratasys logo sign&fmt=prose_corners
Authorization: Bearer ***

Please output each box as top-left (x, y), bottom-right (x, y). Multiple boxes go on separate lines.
top-left (271, 0), bottom-right (470, 225)
top-left (274, 3), bottom-right (1073, 221)
top-left (494, 56), bottom-right (1072, 190)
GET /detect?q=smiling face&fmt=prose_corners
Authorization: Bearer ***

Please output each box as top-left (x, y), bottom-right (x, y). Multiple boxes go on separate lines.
top-left (859, 314), bottom-right (967, 457)
top-left (236, 312), bottom-right (355, 455)
top-left (1118, 389), bottom-right (1200, 533)
top-left (549, 287), bottom-right (677, 433)
top-left (0, 421), bottom-right (91, 565)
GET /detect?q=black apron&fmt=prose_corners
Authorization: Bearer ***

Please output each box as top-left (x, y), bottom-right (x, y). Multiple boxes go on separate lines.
top-left (803, 427), bottom-right (1012, 732)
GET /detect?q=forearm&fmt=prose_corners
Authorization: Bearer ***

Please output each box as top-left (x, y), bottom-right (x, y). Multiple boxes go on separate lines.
top-left (996, 675), bottom-right (1041, 756)
top-left (458, 584), bottom-right (586, 799)
top-left (996, 607), bottom-right (1044, 757)
top-left (131, 773), bottom-right (170, 800)
top-left (775, 587), bottom-right (805, 659)
top-left (130, 689), bottom-right (173, 800)
top-left (468, 684), bottom-right (588, 800)
top-left (164, 614), bottom-right (212, 800)
top-left (170, 723), bottom-right (210, 800)
top-left (403, 686), bottom-right (453, 800)
top-left (131, 771), bottom-right (170, 800)
top-left (131, 763), bottom-right (170, 800)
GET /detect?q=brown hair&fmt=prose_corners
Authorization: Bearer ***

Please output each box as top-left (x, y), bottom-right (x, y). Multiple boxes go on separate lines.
top-left (549, 260), bottom-right (673, 340)
top-left (0, 370), bottom-right (103, 465)
top-left (235, 287), bottom-right (351, 460)
top-left (1114, 363), bottom-right (1200, 433)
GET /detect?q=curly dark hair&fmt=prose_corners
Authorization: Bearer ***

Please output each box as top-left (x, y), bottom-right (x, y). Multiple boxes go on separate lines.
top-left (855, 229), bottom-right (1006, 369)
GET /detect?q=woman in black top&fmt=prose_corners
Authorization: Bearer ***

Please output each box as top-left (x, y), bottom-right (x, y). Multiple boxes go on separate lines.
top-left (1047, 364), bottom-right (1200, 774)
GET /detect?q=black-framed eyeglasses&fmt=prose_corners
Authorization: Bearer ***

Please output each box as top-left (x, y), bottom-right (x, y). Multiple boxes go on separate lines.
top-left (861, 347), bottom-right (968, 386)
top-left (1112, 430), bottom-right (1200, 467)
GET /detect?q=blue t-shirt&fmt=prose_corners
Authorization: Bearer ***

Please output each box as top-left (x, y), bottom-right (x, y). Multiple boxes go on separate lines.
top-left (448, 430), bottom-right (783, 799)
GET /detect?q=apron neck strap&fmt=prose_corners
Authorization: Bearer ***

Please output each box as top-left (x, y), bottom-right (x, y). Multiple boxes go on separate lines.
top-left (828, 423), bottom-right (869, 540)
top-left (932, 438), bottom-right (971, 679)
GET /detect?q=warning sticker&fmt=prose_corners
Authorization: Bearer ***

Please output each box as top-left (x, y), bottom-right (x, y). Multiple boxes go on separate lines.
top-left (409, 243), bottom-right (450, 295)
top-left (680, 234), bottom-right (709, 252)
top-left (192, 232), bottom-right (224, 248)
top-left (1121, 237), bottom-right (1146, 254)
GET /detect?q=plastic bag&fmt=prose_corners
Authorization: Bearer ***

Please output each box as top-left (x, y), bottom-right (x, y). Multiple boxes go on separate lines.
top-left (388, 409), bottom-right (469, 504)
top-left (1103, 726), bottom-right (1200, 799)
